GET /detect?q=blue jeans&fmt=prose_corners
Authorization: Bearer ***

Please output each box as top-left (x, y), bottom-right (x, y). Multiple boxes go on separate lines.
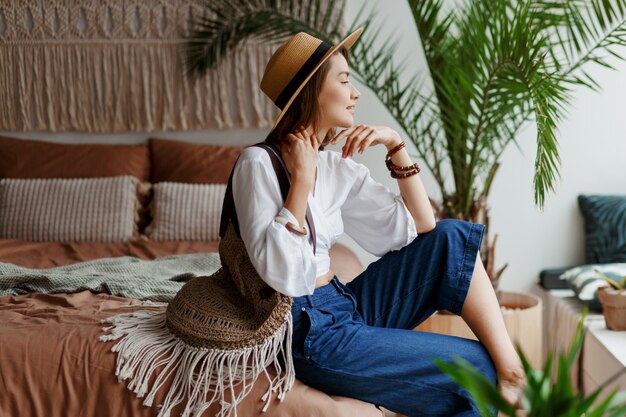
top-left (290, 219), bottom-right (497, 417)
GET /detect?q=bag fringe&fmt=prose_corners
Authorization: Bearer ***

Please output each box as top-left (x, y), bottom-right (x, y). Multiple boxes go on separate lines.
top-left (99, 310), bottom-right (295, 417)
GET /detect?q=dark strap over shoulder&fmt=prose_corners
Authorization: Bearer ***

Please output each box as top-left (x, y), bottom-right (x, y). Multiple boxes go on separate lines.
top-left (219, 140), bottom-right (317, 255)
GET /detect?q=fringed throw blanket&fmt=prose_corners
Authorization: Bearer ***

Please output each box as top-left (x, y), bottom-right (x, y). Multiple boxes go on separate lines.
top-left (0, 1), bottom-right (279, 132)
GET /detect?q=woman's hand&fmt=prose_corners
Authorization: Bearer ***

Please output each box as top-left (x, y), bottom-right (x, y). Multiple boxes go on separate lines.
top-left (330, 125), bottom-right (402, 158)
top-left (280, 126), bottom-right (318, 187)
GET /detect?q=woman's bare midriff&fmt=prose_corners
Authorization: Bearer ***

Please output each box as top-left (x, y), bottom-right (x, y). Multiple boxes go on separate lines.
top-left (315, 270), bottom-right (334, 288)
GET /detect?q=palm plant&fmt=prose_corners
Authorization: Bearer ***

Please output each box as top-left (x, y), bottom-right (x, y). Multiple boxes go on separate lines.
top-left (594, 268), bottom-right (626, 290)
top-left (435, 306), bottom-right (626, 416)
top-left (184, 0), bottom-right (626, 289)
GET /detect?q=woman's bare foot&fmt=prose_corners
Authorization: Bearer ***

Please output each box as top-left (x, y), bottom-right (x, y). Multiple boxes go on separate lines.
top-left (497, 363), bottom-right (526, 409)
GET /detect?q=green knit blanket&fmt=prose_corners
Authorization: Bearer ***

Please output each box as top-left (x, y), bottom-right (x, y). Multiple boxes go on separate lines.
top-left (0, 253), bottom-right (221, 302)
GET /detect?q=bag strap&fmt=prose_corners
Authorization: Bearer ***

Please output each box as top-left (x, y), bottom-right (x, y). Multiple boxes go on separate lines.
top-left (219, 140), bottom-right (317, 255)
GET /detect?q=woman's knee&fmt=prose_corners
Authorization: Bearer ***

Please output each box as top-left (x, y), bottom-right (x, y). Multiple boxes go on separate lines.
top-left (412, 218), bottom-right (471, 245)
top-left (443, 338), bottom-right (497, 384)
top-left (433, 218), bottom-right (471, 233)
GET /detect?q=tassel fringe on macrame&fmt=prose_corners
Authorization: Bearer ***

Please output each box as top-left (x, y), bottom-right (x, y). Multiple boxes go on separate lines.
top-left (0, 1), bottom-right (279, 132)
top-left (99, 309), bottom-right (295, 417)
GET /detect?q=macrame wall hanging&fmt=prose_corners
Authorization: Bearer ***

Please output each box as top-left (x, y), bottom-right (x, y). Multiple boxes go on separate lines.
top-left (0, 1), bottom-right (342, 132)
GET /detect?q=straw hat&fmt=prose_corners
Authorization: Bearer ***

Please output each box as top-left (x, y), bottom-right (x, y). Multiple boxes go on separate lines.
top-left (260, 27), bottom-right (364, 130)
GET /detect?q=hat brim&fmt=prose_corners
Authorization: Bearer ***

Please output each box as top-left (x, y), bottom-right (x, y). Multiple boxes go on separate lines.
top-left (269, 27), bottom-right (364, 132)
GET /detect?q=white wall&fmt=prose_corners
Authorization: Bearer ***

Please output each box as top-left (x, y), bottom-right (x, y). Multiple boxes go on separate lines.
top-left (3, 0), bottom-right (626, 293)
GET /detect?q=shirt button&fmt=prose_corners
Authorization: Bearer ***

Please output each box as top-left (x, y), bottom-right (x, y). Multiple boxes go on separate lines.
top-left (301, 307), bottom-right (306, 311)
top-left (305, 355), bottom-right (310, 360)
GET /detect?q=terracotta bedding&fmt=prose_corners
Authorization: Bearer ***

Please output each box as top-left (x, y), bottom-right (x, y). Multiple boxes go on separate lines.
top-left (0, 238), bottom-right (380, 417)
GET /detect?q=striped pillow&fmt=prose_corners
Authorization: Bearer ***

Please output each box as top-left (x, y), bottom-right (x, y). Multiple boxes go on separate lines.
top-left (145, 182), bottom-right (226, 241)
top-left (559, 263), bottom-right (626, 311)
top-left (0, 176), bottom-right (138, 243)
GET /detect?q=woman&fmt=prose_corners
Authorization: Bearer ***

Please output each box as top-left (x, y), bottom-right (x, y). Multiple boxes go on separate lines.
top-left (231, 27), bottom-right (526, 417)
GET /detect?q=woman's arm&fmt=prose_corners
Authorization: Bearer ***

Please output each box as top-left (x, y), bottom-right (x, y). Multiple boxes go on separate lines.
top-left (283, 174), bottom-right (313, 227)
top-left (386, 134), bottom-right (437, 233)
top-left (280, 127), bottom-right (319, 228)
top-left (232, 150), bottom-right (317, 297)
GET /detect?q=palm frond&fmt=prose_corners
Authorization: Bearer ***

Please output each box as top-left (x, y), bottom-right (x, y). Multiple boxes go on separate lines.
top-left (183, 0), bottom-right (346, 80)
top-left (408, 0), bottom-right (570, 212)
top-left (531, 0), bottom-right (626, 90)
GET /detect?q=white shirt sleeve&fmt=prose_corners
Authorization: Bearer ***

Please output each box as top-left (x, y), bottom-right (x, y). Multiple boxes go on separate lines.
top-left (231, 150), bottom-right (317, 297)
top-left (340, 157), bottom-right (418, 257)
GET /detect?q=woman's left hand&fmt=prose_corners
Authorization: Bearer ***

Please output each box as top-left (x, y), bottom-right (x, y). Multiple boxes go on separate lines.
top-left (330, 125), bottom-right (402, 158)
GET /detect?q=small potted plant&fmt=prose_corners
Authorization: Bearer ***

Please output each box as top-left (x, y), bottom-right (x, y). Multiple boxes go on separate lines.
top-left (595, 269), bottom-right (626, 331)
top-left (434, 306), bottom-right (626, 417)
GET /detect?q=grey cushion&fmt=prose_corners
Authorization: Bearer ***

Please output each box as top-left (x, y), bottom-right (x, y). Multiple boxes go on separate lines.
top-left (146, 182), bottom-right (226, 241)
top-left (0, 176), bottom-right (138, 243)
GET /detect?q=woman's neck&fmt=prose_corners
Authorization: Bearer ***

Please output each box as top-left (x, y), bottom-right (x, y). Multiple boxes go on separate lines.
top-left (308, 125), bottom-right (329, 150)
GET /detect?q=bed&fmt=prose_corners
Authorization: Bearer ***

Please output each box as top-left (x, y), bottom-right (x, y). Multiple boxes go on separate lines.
top-left (0, 135), bottom-right (384, 417)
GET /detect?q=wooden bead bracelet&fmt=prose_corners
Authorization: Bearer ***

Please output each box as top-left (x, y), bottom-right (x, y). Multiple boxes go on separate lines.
top-left (385, 141), bottom-right (421, 179)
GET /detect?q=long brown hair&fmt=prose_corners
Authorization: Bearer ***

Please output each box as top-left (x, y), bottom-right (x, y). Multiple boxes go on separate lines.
top-left (266, 45), bottom-right (350, 152)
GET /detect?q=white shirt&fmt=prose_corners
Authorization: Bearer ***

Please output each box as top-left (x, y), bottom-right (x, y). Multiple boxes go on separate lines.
top-left (232, 146), bottom-right (418, 297)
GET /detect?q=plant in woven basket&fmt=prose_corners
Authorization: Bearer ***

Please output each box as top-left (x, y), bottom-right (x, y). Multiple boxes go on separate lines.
top-left (183, 0), bottom-right (626, 290)
top-left (434, 306), bottom-right (626, 417)
top-left (594, 268), bottom-right (626, 330)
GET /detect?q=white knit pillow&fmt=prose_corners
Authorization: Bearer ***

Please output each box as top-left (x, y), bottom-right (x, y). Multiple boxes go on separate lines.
top-left (146, 182), bottom-right (226, 241)
top-left (0, 176), bottom-right (138, 243)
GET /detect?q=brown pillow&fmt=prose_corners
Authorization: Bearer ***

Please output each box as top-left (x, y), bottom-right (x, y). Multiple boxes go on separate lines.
top-left (149, 138), bottom-right (244, 184)
top-left (0, 135), bottom-right (150, 181)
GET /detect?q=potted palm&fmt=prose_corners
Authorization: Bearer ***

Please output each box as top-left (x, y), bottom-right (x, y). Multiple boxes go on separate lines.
top-left (595, 269), bottom-right (626, 331)
top-left (182, 0), bottom-right (626, 292)
top-left (435, 306), bottom-right (626, 416)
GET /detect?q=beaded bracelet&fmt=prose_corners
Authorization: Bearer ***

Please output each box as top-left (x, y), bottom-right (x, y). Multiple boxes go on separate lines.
top-left (390, 167), bottom-right (420, 179)
top-left (385, 141), bottom-right (421, 179)
top-left (386, 141), bottom-right (405, 158)
top-left (385, 159), bottom-right (421, 172)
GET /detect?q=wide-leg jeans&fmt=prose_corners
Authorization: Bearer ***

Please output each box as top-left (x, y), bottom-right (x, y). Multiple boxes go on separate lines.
top-left (290, 219), bottom-right (498, 417)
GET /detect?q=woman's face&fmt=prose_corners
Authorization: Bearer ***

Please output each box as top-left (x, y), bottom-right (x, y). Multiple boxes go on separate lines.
top-left (317, 53), bottom-right (360, 130)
